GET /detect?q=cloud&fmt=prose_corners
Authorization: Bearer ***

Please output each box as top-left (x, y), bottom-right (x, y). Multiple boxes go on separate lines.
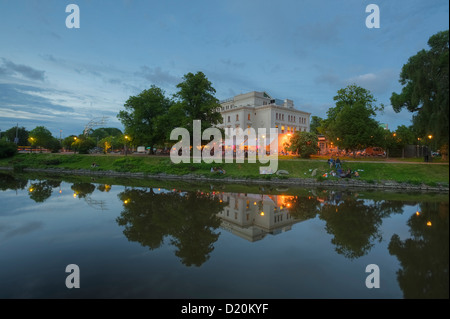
top-left (0, 221), bottom-right (43, 241)
top-left (135, 66), bottom-right (181, 86)
top-left (0, 58), bottom-right (45, 81)
top-left (315, 69), bottom-right (398, 96)
top-left (220, 59), bottom-right (245, 69)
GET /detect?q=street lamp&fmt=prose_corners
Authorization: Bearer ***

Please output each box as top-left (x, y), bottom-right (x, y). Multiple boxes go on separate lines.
top-left (124, 135), bottom-right (129, 156)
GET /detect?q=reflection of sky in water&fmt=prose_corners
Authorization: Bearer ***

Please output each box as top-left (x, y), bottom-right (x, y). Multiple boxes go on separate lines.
top-left (0, 177), bottom-right (447, 299)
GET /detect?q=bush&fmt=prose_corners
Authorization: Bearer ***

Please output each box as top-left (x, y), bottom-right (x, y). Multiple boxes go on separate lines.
top-left (0, 141), bottom-right (17, 158)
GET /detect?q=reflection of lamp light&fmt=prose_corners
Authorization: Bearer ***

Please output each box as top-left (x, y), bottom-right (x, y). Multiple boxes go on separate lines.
top-left (416, 211), bottom-right (420, 216)
top-left (426, 221), bottom-right (432, 226)
top-left (29, 188), bottom-right (34, 192)
top-left (124, 199), bottom-right (129, 204)
top-left (73, 193), bottom-right (77, 198)
top-left (260, 212), bottom-right (265, 216)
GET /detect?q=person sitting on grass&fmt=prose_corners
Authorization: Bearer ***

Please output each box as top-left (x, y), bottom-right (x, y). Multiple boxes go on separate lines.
top-left (211, 167), bottom-right (226, 174)
top-left (340, 168), bottom-right (352, 178)
top-left (353, 171), bottom-right (360, 177)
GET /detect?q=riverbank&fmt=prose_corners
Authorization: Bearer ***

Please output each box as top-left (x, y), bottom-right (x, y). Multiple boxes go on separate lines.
top-left (0, 153), bottom-right (448, 192)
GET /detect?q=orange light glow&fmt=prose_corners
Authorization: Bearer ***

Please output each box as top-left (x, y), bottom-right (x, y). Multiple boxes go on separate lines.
top-left (427, 221), bottom-right (432, 226)
top-left (416, 211), bottom-right (420, 216)
top-left (260, 212), bottom-right (265, 216)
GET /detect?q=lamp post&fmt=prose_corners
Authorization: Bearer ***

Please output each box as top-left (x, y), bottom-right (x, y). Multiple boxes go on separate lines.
top-left (124, 135), bottom-right (129, 156)
top-left (427, 135), bottom-right (433, 162)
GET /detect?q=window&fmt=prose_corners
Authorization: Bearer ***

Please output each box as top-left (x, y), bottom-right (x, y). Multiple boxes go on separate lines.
top-left (228, 116), bottom-right (230, 122)
top-left (248, 114), bottom-right (251, 120)
top-left (282, 114), bottom-right (284, 121)
top-left (236, 114), bottom-right (239, 121)
top-left (281, 126), bottom-right (285, 133)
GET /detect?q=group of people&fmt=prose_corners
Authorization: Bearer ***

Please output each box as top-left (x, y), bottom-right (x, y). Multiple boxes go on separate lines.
top-left (211, 167), bottom-right (226, 174)
top-left (327, 156), bottom-right (360, 178)
top-left (327, 156), bottom-right (342, 169)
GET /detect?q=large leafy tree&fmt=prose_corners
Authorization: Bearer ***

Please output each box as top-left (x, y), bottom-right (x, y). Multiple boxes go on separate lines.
top-left (310, 116), bottom-right (323, 135)
top-left (390, 30), bottom-right (449, 154)
top-left (173, 71), bottom-right (223, 137)
top-left (321, 84), bottom-right (384, 154)
top-left (117, 85), bottom-right (173, 152)
top-left (287, 131), bottom-right (319, 158)
top-left (88, 127), bottom-right (122, 140)
top-left (3, 126), bottom-right (29, 145)
top-left (29, 126), bottom-right (55, 150)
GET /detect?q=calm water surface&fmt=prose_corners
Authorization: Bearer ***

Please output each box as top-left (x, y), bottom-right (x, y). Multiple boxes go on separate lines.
top-left (0, 172), bottom-right (448, 299)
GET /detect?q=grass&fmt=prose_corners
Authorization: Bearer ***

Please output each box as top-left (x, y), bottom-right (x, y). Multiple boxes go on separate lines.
top-left (0, 153), bottom-right (448, 186)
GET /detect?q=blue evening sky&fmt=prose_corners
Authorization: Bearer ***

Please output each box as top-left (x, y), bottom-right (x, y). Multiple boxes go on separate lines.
top-left (0, 0), bottom-right (448, 137)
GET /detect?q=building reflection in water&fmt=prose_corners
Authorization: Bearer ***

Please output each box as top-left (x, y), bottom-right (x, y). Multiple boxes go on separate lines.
top-left (214, 192), bottom-right (303, 242)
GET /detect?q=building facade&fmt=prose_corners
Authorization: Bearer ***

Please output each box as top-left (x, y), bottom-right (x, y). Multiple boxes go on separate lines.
top-left (216, 91), bottom-right (311, 154)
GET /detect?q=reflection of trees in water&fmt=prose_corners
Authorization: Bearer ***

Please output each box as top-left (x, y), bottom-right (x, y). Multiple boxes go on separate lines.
top-left (72, 183), bottom-right (108, 211)
top-left (28, 180), bottom-right (62, 203)
top-left (0, 173), bottom-right (28, 191)
top-left (71, 183), bottom-right (96, 198)
top-left (97, 184), bottom-right (112, 192)
top-left (316, 191), bottom-right (403, 260)
top-left (116, 189), bottom-right (224, 267)
top-left (389, 202), bottom-right (449, 299)
top-left (288, 195), bottom-right (321, 220)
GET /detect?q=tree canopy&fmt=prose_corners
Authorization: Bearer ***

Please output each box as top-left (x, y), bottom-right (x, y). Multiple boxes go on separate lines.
top-left (320, 84), bottom-right (384, 152)
top-left (287, 131), bottom-right (319, 158)
top-left (390, 30), bottom-right (449, 150)
top-left (118, 85), bottom-right (173, 150)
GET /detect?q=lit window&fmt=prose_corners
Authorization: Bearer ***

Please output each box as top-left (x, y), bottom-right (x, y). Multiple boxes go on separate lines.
top-left (248, 114), bottom-right (250, 120)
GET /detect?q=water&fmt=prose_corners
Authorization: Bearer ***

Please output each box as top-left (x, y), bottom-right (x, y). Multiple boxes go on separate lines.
top-left (0, 172), bottom-right (448, 299)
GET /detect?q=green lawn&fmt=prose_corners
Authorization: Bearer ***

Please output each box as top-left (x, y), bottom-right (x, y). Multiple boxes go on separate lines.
top-left (1, 153), bottom-right (448, 186)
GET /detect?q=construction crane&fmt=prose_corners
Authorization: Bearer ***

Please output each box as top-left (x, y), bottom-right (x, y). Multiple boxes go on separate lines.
top-left (83, 116), bottom-right (108, 136)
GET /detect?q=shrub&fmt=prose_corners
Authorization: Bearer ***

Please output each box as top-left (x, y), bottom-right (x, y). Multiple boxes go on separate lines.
top-left (0, 141), bottom-right (17, 158)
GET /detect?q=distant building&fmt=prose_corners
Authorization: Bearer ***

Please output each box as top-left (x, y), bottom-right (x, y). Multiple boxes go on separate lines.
top-left (216, 91), bottom-right (311, 153)
top-left (317, 135), bottom-right (338, 155)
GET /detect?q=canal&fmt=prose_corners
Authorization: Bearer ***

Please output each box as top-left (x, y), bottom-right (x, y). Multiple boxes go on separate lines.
top-left (0, 172), bottom-right (448, 299)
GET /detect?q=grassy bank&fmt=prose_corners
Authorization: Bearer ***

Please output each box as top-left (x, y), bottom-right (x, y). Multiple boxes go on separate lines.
top-left (1, 153), bottom-right (448, 186)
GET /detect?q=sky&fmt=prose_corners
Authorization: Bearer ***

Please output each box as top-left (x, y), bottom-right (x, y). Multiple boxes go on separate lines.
top-left (0, 0), bottom-right (448, 138)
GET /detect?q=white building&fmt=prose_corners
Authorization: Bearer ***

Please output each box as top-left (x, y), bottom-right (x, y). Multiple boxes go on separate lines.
top-left (216, 91), bottom-right (311, 153)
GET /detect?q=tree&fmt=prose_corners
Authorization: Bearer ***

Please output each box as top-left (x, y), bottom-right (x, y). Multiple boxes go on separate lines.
top-left (390, 30), bottom-right (449, 156)
top-left (29, 126), bottom-right (54, 150)
top-left (62, 135), bottom-right (77, 151)
top-left (321, 85), bottom-right (384, 155)
top-left (117, 85), bottom-right (173, 153)
top-left (286, 131), bottom-right (319, 158)
top-left (0, 140), bottom-right (17, 158)
top-left (98, 136), bottom-right (122, 153)
top-left (3, 126), bottom-right (29, 145)
top-left (88, 127), bottom-right (122, 140)
top-left (72, 136), bottom-right (96, 154)
top-left (173, 71), bottom-right (223, 140)
top-left (393, 125), bottom-right (415, 158)
top-left (310, 116), bottom-right (324, 135)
